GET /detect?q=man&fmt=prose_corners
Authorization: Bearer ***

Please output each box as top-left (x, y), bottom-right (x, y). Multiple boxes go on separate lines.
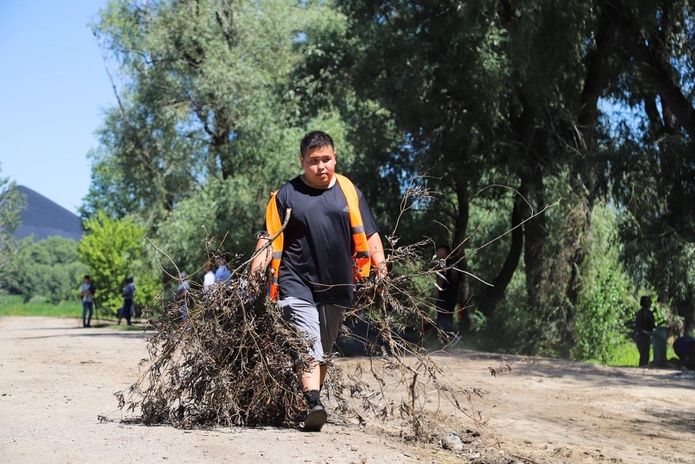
top-left (251, 131), bottom-right (387, 432)
top-left (634, 295), bottom-right (655, 367)
top-left (176, 272), bottom-right (191, 322)
top-left (202, 262), bottom-right (216, 293)
top-left (215, 257), bottom-right (232, 285)
top-left (79, 275), bottom-right (94, 328)
top-left (433, 245), bottom-right (460, 348)
top-left (119, 276), bottom-right (136, 326)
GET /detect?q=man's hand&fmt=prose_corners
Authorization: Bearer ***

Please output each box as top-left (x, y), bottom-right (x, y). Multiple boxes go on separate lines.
top-left (375, 262), bottom-right (389, 295)
top-left (247, 268), bottom-right (271, 296)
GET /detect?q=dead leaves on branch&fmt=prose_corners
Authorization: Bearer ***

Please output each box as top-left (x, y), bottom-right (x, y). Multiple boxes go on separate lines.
top-left (117, 278), bottom-right (312, 428)
top-left (116, 242), bottom-right (492, 442)
top-left (116, 182), bottom-right (532, 440)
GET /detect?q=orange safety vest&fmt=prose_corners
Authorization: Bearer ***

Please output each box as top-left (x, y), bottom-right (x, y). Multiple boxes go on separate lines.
top-left (265, 174), bottom-right (371, 300)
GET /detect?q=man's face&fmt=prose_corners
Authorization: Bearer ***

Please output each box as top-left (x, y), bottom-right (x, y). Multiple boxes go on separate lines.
top-left (300, 145), bottom-right (336, 189)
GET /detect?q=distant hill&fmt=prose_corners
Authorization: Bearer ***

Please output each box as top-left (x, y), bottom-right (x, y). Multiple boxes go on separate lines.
top-left (14, 186), bottom-right (84, 242)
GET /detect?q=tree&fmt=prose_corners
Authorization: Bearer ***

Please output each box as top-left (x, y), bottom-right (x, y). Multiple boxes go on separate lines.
top-left (84, 0), bottom-right (322, 229)
top-left (0, 167), bottom-right (26, 275)
top-left (7, 237), bottom-right (86, 304)
top-left (78, 211), bottom-right (161, 316)
top-left (307, 1), bottom-right (613, 352)
top-left (602, 0), bottom-right (695, 332)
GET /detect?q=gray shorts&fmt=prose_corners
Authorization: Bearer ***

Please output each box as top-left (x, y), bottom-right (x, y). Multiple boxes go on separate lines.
top-left (278, 297), bottom-right (344, 362)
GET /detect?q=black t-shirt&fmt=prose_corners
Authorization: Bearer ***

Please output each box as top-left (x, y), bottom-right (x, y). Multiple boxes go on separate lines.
top-left (635, 308), bottom-right (655, 333)
top-left (437, 262), bottom-right (458, 310)
top-left (270, 175), bottom-right (379, 307)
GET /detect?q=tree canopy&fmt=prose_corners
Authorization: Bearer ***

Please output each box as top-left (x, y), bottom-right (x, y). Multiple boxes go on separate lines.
top-left (0, 166), bottom-right (26, 276)
top-left (78, 211), bottom-right (161, 315)
top-left (78, 0), bottom-right (695, 357)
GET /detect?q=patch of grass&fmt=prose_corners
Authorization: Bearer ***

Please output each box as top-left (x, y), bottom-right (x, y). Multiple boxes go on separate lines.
top-left (0, 294), bottom-right (82, 318)
top-left (589, 340), bottom-right (676, 367)
top-left (594, 342), bottom-right (638, 367)
top-left (0, 294), bottom-right (148, 331)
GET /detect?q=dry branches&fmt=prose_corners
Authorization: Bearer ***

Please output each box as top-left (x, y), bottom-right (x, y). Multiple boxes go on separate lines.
top-left (115, 180), bottom-right (536, 443)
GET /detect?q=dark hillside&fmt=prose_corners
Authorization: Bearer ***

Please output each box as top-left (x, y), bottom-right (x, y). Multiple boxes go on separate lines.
top-left (14, 186), bottom-right (83, 241)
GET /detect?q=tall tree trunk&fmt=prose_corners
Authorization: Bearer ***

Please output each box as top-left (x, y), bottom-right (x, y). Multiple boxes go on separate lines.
top-left (522, 171), bottom-right (547, 313)
top-left (212, 108), bottom-right (234, 179)
top-left (561, 7), bottom-right (614, 352)
top-left (514, 93), bottom-right (548, 316)
top-left (452, 171), bottom-right (472, 331)
top-left (477, 192), bottom-right (525, 318)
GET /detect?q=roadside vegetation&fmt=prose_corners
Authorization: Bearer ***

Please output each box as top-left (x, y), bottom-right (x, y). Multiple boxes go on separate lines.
top-left (2, 1), bottom-right (695, 368)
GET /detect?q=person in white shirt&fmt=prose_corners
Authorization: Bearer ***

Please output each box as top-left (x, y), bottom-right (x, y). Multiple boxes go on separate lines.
top-left (203, 262), bottom-right (215, 292)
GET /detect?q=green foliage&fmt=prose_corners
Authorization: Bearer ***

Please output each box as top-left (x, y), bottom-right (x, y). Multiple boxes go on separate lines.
top-left (80, 0), bottom-right (695, 359)
top-left (613, 138), bottom-right (695, 299)
top-left (571, 204), bottom-right (636, 362)
top-left (6, 237), bottom-right (87, 304)
top-left (0, 168), bottom-right (26, 274)
top-left (78, 211), bottom-right (162, 316)
top-left (0, 294), bottom-right (82, 318)
top-left (84, 0), bottom-right (319, 228)
top-left (154, 177), bottom-right (264, 278)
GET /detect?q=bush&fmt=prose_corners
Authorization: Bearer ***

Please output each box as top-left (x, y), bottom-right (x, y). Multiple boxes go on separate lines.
top-left (6, 237), bottom-right (86, 304)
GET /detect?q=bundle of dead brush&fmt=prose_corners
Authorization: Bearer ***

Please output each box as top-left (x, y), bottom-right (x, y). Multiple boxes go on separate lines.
top-left (117, 275), bottom-right (314, 429)
top-left (117, 241), bottom-right (487, 440)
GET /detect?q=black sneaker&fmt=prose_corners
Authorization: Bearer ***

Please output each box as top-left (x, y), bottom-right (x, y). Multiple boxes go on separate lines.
top-left (303, 403), bottom-right (327, 432)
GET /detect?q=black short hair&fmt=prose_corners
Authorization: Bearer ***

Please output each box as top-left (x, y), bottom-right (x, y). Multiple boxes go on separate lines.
top-left (84, 275), bottom-right (90, 280)
top-left (436, 244), bottom-right (451, 254)
top-left (640, 295), bottom-right (651, 308)
top-left (300, 131), bottom-right (334, 157)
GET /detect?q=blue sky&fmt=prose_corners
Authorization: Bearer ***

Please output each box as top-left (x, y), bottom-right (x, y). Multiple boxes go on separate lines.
top-left (0, 1), bottom-right (114, 214)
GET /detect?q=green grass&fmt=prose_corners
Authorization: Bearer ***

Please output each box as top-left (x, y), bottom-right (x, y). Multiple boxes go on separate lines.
top-left (0, 294), bottom-right (148, 331)
top-left (1, 293), bottom-right (686, 343)
top-left (588, 340), bottom-right (677, 367)
top-left (0, 294), bottom-right (82, 318)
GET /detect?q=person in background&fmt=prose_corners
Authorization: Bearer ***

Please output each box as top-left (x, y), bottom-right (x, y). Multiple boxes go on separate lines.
top-left (118, 276), bottom-right (136, 326)
top-left (251, 130), bottom-right (387, 432)
top-left (203, 262), bottom-right (216, 292)
top-left (214, 257), bottom-right (232, 285)
top-left (634, 295), bottom-right (655, 367)
top-left (673, 335), bottom-right (695, 370)
top-left (79, 275), bottom-right (94, 328)
top-left (433, 245), bottom-right (461, 348)
top-left (176, 272), bottom-right (191, 322)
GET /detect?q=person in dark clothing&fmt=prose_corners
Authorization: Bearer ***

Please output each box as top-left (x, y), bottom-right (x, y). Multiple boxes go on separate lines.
top-left (433, 244), bottom-right (460, 348)
top-left (634, 295), bottom-right (656, 367)
top-left (250, 130), bottom-right (387, 432)
top-left (176, 272), bottom-right (191, 322)
top-left (118, 276), bottom-right (136, 326)
top-left (673, 335), bottom-right (695, 370)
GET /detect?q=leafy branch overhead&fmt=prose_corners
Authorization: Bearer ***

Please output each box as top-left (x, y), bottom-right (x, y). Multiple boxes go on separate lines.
top-left (75, 0), bottom-right (695, 368)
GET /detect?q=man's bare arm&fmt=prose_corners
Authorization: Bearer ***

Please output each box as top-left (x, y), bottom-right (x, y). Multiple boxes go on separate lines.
top-left (367, 233), bottom-right (387, 276)
top-left (250, 236), bottom-right (272, 274)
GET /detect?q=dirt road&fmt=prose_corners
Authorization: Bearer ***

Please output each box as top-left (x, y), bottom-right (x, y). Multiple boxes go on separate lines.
top-left (1, 317), bottom-right (693, 464)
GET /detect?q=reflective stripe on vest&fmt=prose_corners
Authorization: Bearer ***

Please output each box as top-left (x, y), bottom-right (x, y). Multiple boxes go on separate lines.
top-left (265, 173), bottom-right (371, 300)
